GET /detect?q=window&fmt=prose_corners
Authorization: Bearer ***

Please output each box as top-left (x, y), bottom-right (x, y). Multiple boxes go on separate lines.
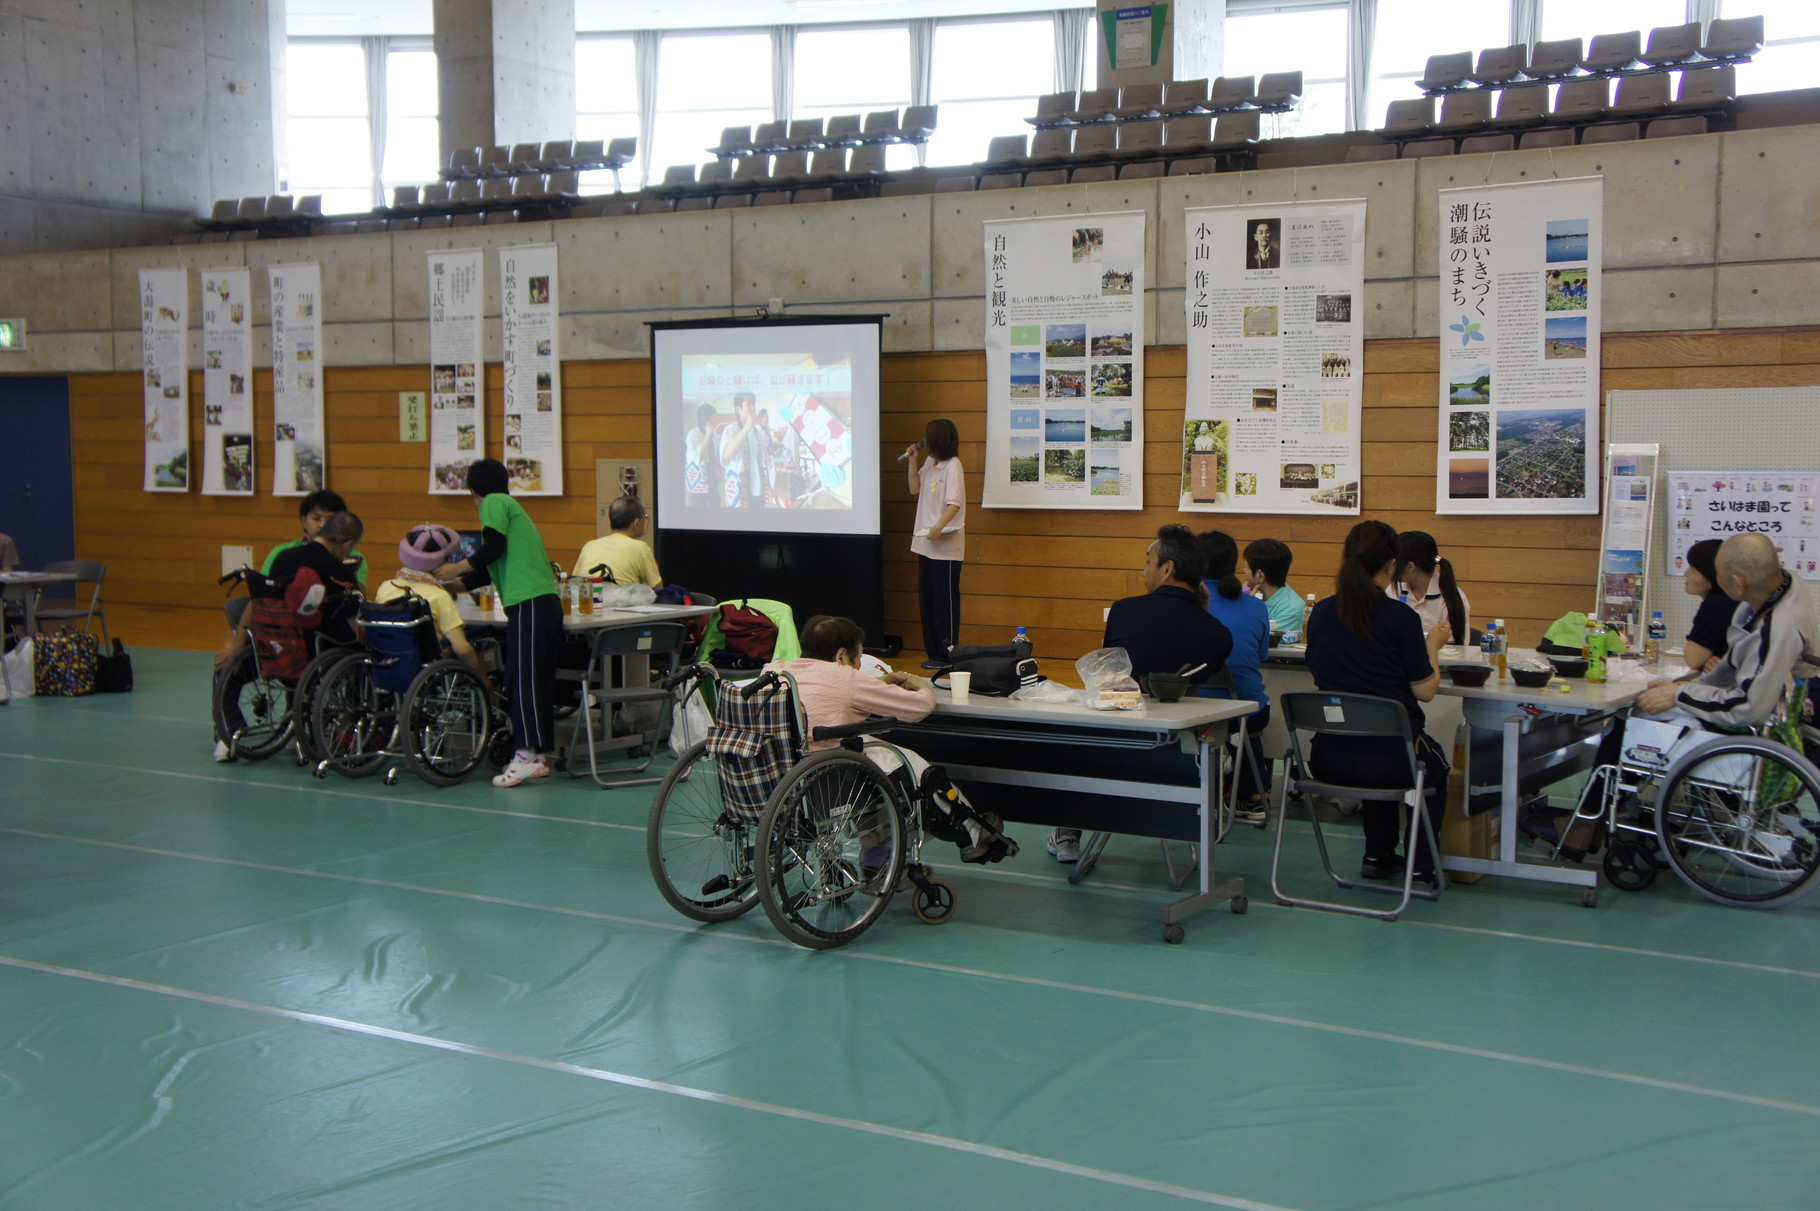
top-left (1369, 0), bottom-right (1511, 128)
top-left (1539, 0), bottom-right (1689, 43)
top-left (382, 47), bottom-right (440, 197)
top-left (577, 36), bottom-right (640, 188)
top-left (795, 25), bottom-right (912, 121)
top-left (1225, 4), bottom-right (1349, 137)
top-left (925, 16), bottom-right (1054, 169)
top-left (1726, 0), bottom-right (1820, 95)
top-left (286, 41), bottom-right (373, 215)
top-left (652, 31), bottom-right (772, 176)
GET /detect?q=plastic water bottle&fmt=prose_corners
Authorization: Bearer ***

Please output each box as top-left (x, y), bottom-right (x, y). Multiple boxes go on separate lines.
top-left (1492, 617), bottom-right (1507, 679)
top-left (1303, 593), bottom-right (1316, 631)
top-left (1645, 611), bottom-right (1666, 663)
top-left (1014, 625), bottom-right (1028, 652)
top-left (1481, 619), bottom-right (1497, 659)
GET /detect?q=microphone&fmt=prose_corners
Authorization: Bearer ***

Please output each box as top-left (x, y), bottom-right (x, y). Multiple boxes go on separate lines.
top-left (896, 440), bottom-right (926, 462)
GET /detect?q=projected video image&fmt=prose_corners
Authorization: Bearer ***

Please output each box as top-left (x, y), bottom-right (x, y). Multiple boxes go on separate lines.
top-left (678, 353), bottom-right (855, 511)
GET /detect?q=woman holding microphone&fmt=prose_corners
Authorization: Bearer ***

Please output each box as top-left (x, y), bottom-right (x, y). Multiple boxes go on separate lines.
top-left (903, 419), bottom-right (966, 669)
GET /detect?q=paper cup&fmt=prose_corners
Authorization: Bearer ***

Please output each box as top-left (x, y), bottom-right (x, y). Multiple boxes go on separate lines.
top-left (949, 670), bottom-right (972, 703)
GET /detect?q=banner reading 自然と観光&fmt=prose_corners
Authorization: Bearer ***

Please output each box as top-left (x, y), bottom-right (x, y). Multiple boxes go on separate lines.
top-left (1436, 176), bottom-right (1602, 515)
top-left (428, 249), bottom-right (484, 494)
top-left (983, 211), bottom-right (1144, 509)
top-left (501, 243), bottom-right (563, 496)
top-left (269, 262), bottom-right (325, 496)
top-left (139, 267), bottom-right (189, 491)
top-left (1180, 200), bottom-right (1364, 514)
top-left (201, 268), bottom-right (254, 494)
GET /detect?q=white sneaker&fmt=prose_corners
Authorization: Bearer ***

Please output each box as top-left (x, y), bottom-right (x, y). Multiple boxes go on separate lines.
top-left (1046, 829), bottom-right (1081, 863)
top-left (213, 739), bottom-right (234, 763)
top-left (492, 754), bottom-right (551, 788)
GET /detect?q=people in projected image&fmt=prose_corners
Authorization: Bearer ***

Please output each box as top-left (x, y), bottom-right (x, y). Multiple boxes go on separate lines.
top-left (718, 391), bottom-right (772, 508)
top-left (683, 402), bottom-right (722, 508)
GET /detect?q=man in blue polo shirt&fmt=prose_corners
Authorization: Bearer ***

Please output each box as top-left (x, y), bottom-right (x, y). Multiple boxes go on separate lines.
top-left (1046, 524), bottom-right (1233, 863)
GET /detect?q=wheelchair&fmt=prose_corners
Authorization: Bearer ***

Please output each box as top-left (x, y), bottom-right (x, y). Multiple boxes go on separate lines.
top-left (1544, 693), bottom-right (1820, 910)
top-left (646, 665), bottom-right (1012, 950)
top-left (309, 595), bottom-right (511, 786)
top-left (212, 566), bottom-right (352, 761)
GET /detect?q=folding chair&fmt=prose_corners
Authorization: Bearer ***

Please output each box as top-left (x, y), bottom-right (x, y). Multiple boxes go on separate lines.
top-left (33, 560), bottom-right (107, 644)
top-left (570, 621), bottom-right (690, 787)
top-left (1269, 691), bottom-right (1445, 920)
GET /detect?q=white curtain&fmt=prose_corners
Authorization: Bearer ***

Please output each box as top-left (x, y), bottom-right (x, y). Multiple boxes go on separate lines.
top-left (364, 36), bottom-right (388, 206)
top-left (909, 17), bottom-right (935, 165)
top-left (771, 25), bottom-right (796, 121)
top-left (1054, 8), bottom-right (1092, 94)
top-left (1346, 0), bottom-right (1373, 131)
top-left (634, 30), bottom-right (658, 188)
top-left (1511, 0), bottom-right (1538, 51)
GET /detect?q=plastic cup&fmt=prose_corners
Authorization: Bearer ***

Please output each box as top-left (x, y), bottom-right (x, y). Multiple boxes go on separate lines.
top-left (949, 671), bottom-right (972, 704)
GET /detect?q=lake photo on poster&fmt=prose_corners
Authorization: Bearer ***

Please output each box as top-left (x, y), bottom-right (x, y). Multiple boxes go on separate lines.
top-left (1044, 409), bottom-right (1086, 441)
top-left (1545, 218), bottom-right (1589, 264)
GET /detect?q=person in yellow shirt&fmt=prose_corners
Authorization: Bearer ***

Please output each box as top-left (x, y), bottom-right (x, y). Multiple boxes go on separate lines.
top-left (572, 495), bottom-right (663, 588)
top-left (374, 523), bottom-right (488, 681)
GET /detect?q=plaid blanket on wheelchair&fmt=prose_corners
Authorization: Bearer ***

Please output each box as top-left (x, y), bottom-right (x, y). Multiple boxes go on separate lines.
top-left (704, 674), bottom-right (800, 825)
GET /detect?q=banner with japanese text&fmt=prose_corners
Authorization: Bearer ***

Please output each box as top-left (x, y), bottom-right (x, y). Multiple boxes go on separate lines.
top-left (1180, 200), bottom-right (1364, 514)
top-left (1435, 177), bottom-right (1602, 515)
top-left (269, 262), bottom-right (325, 496)
top-left (500, 243), bottom-right (563, 496)
top-left (138, 268), bottom-right (189, 491)
top-left (428, 249), bottom-right (484, 494)
top-left (983, 211), bottom-right (1145, 509)
top-left (200, 267), bottom-right (254, 494)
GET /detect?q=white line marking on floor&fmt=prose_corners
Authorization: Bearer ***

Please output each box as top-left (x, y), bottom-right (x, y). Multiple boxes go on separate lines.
top-left (8, 826), bottom-right (1820, 1120)
top-left (0, 952), bottom-right (1296, 1211)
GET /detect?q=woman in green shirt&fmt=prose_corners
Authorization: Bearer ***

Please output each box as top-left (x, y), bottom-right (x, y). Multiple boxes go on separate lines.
top-left (434, 459), bottom-right (561, 787)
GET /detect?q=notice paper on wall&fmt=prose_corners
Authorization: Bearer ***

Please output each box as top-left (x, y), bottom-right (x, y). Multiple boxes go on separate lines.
top-left (983, 210), bottom-right (1145, 510)
top-left (1668, 470), bottom-right (1820, 581)
top-left (1179, 199), bottom-right (1365, 515)
top-left (201, 267), bottom-right (254, 495)
top-left (269, 262), bottom-right (326, 496)
top-left (1435, 176), bottom-right (1602, 516)
top-left (138, 267), bottom-right (189, 492)
top-left (427, 249), bottom-right (484, 494)
top-left (501, 243), bottom-right (563, 496)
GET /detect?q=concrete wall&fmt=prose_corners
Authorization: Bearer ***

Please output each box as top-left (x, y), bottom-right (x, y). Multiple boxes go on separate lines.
top-left (5, 124), bottom-right (1820, 369)
top-left (0, 0), bottom-right (279, 256)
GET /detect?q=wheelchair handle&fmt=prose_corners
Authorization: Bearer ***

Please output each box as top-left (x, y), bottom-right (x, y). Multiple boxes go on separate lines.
top-left (662, 662), bottom-right (717, 691)
top-left (810, 716), bottom-right (900, 743)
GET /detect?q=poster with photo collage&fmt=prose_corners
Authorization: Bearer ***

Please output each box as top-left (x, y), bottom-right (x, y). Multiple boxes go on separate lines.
top-left (201, 267), bottom-right (254, 494)
top-left (138, 267), bottom-right (189, 492)
top-left (427, 249), bottom-right (484, 494)
top-left (269, 262), bottom-right (326, 496)
top-left (983, 211), bottom-right (1145, 509)
top-left (500, 243), bottom-right (563, 496)
top-left (1435, 177), bottom-right (1602, 515)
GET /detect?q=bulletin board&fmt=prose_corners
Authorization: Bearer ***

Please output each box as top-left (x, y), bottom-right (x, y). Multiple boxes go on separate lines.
top-left (1607, 386), bottom-right (1820, 650)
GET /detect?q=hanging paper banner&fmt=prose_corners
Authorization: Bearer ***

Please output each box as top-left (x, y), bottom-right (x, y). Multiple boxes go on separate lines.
top-left (500, 243), bottom-right (563, 495)
top-left (428, 249), bottom-right (485, 494)
top-left (1668, 470), bottom-right (1820, 580)
top-left (138, 267), bottom-right (189, 492)
top-left (1180, 200), bottom-right (1364, 514)
top-left (269, 262), bottom-right (326, 496)
top-left (201, 267), bottom-right (254, 494)
top-left (983, 210), bottom-right (1145, 509)
top-left (1435, 176), bottom-right (1602, 515)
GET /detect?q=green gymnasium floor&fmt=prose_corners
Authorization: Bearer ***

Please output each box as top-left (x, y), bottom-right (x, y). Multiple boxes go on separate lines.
top-left (2, 649), bottom-right (1818, 1210)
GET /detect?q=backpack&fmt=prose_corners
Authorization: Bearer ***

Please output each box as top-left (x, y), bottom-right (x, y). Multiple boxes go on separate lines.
top-left (717, 600), bottom-right (780, 660)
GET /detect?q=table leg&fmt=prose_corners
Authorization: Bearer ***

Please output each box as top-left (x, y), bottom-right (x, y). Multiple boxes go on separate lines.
top-left (1162, 733), bottom-right (1246, 936)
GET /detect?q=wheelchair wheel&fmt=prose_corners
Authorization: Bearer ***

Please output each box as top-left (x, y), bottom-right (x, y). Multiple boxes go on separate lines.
top-left (212, 647), bottom-right (294, 760)
top-left (646, 741), bottom-right (760, 922)
top-left (402, 659), bottom-right (492, 787)
top-left (1655, 734), bottom-right (1820, 909)
top-left (755, 748), bottom-right (906, 950)
top-left (291, 646), bottom-right (351, 767)
top-left (311, 655), bottom-right (398, 779)
top-left (911, 876), bottom-right (956, 924)
top-left (1601, 838), bottom-right (1659, 892)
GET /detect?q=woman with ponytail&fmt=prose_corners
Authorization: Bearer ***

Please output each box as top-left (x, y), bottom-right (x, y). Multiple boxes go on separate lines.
top-left (1199, 530), bottom-right (1273, 820)
top-left (1306, 520), bottom-right (1451, 885)
top-left (1391, 530), bottom-right (1471, 644)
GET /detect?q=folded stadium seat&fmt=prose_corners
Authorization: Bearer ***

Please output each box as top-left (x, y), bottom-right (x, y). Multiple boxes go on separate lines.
top-left (895, 105), bottom-right (938, 143)
top-left (780, 119), bottom-right (824, 152)
top-left (543, 170), bottom-right (581, 200)
top-left (1119, 160), bottom-right (1164, 180)
top-left (562, 138), bottom-right (605, 169)
top-left (1065, 122), bottom-right (1119, 162)
top-left (1700, 15), bottom-right (1764, 62)
top-left (1552, 78), bottom-right (1611, 123)
top-left (1251, 71), bottom-right (1303, 110)
top-left (860, 109), bottom-right (898, 142)
top-left (1579, 31), bottom-right (1642, 73)
top-left (236, 196), bottom-right (267, 220)
top-left (1207, 75), bottom-right (1255, 113)
top-left (1208, 112), bottom-right (1261, 154)
top-left (1609, 72), bottom-right (1673, 118)
top-left (713, 126), bottom-right (753, 159)
top-left (1460, 133), bottom-right (1516, 153)
top-left (1487, 85), bottom-right (1548, 128)
top-left (390, 185), bottom-right (423, 212)
top-left (295, 195), bottom-right (322, 217)
top-left (167, 232), bottom-right (199, 244)
top-left (636, 197), bottom-right (673, 212)
top-left (1518, 127), bottom-right (1577, 149)
top-left (673, 195), bottom-right (712, 211)
top-left (979, 172), bottom-right (1023, 190)
top-left (207, 198), bottom-right (238, 224)
top-left (418, 214), bottom-right (453, 228)
top-left (799, 148), bottom-right (847, 184)
top-left (979, 134), bottom-right (1029, 169)
top-left (1112, 82), bottom-right (1164, 121)
top-left (844, 143), bottom-right (887, 177)
top-left (265, 194), bottom-right (295, 216)
top-left (1344, 143), bottom-right (1398, 162)
top-left (482, 209), bottom-right (517, 225)
top-left (1164, 114), bottom-right (1213, 154)
top-left (695, 160), bottom-right (735, 192)
top-left (1525, 38), bottom-right (1583, 80)
top-left (510, 174), bottom-right (545, 203)
top-left (660, 163), bottom-right (696, 188)
top-left (878, 177), bottom-right (930, 197)
top-left (481, 178), bottom-right (515, 208)
top-left (1377, 97), bottom-right (1435, 138)
top-left (1468, 45), bottom-right (1528, 86)
top-left (1646, 115), bottom-right (1709, 138)
top-left (749, 120), bottom-right (788, 154)
top-left (791, 187), bottom-right (833, 204)
top-left (353, 218), bottom-right (389, 233)
top-left (1165, 156), bottom-right (1217, 177)
top-left (934, 176), bottom-right (977, 192)
top-left (589, 197), bottom-right (638, 217)
top-left (1580, 122), bottom-right (1641, 144)
top-left (532, 140), bottom-right (572, 172)
top-left (478, 146), bottom-right (510, 176)
top-left (1641, 22), bottom-right (1703, 67)
top-left (1028, 91), bottom-right (1077, 127)
top-left (505, 142), bottom-right (539, 174)
top-left (200, 230), bottom-right (230, 243)
top-left (449, 180), bottom-right (483, 208)
top-left (1418, 51), bottom-right (1474, 92)
top-left (712, 193), bottom-right (752, 208)
top-left (732, 155), bottom-right (771, 189)
top-left (228, 228), bottom-right (259, 241)
top-left (752, 190), bottom-right (792, 205)
top-left (1158, 78), bottom-right (1209, 118)
top-left (1671, 64), bottom-right (1735, 111)
top-left (1023, 168), bottom-right (1069, 187)
top-left (388, 216), bottom-right (419, 231)
top-left (1431, 89), bottom-right (1492, 133)
top-left (1069, 165), bottom-right (1116, 183)
top-left (418, 182), bottom-right (452, 209)
top-left (602, 137), bottom-right (636, 169)
top-left (444, 147), bottom-right (481, 179)
top-left (1069, 87), bottom-right (1120, 124)
top-left (1113, 119), bottom-right (1164, 158)
top-left (1026, 126), bottom-right (1072, 162)
top-left (824, 113), bottom-right (863, 145)
top-left (1400, 138), bottom-right (1456, 158)
top-left (449, 212), bottom-right (484, 226)
top-left (315, 220), bottom-right (358, 235)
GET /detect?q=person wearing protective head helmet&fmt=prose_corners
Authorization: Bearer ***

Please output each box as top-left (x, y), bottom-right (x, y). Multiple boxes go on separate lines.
top-left (375, 523), bottom-right (488, 681)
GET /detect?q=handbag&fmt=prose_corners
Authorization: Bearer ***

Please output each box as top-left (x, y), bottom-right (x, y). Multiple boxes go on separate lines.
top-left (936, 638), bottom-right (1041, 698)
top-left (33, 631), bottom-right (99, 696)
top-left (95, 638), bottom-right (134, 693)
